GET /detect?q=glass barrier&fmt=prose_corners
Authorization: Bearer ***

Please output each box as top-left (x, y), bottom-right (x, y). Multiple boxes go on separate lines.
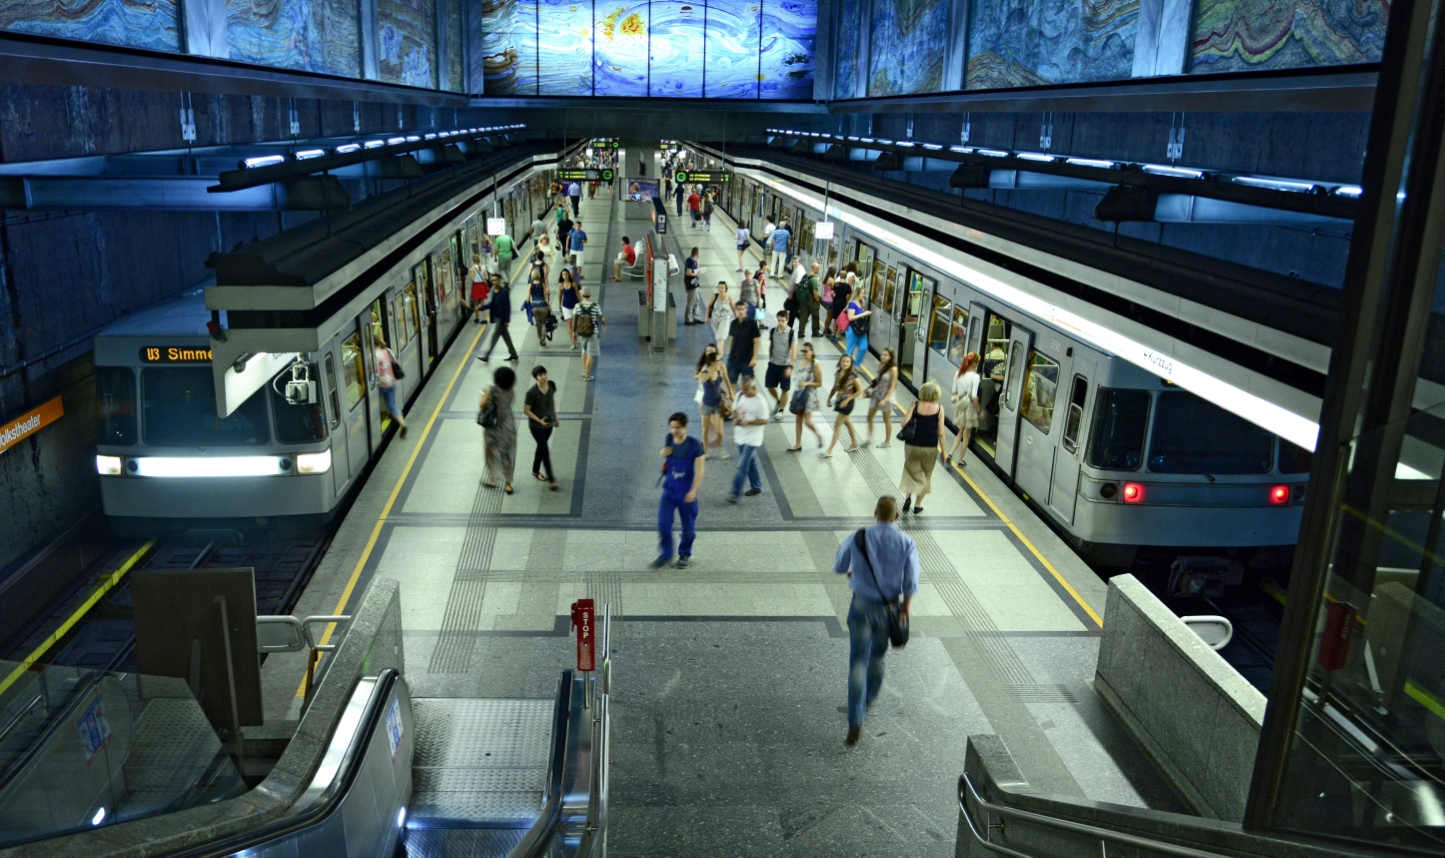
top-left (0, 661), bottom-right (244, 847)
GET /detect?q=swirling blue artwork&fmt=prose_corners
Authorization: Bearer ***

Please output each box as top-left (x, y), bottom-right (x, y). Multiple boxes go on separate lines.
top-left (833, 0), bottom-right (861, 97)
top-left (866, 0), bottom-right (948, 96)
top-left (0, 0), bottom-right (180, 53)
top-left (486, 0), bottom-right (814, 97)
top-left (226, 0), bottom-right (360, 78)
top-left (379, 0), bottom-right (437, 88)
top-left (965, 0), bottom-right (1137, 89)
top-left (704, 1), bottom-right (760, 98)
top-left (1192, 0), bottom-right (1387, 73)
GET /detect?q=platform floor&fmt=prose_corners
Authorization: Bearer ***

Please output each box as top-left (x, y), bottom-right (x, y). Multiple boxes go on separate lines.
top-left (259, 150), bottom-right (1184, 856)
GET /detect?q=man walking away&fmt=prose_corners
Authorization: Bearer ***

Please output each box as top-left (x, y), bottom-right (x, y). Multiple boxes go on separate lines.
top-left (770, 220), bottom-right (792, 278)
top-left (477, 274), bottom-right (520, 362)
top-left (675, 181), bottom-right (686, 217)
top-left (687, 187), bottom-right (702, 226)
top-left (654, 412), bottom-right (705, 570)
top-left (795, 262), bottom-right (823, 337)
top-left (493, 230), bottom-right (516, 283)
top-left (524, 365), bottom-right (560, 491)
top-left (684, 247), bottom-right (705, 324)
top-left (574, 287), bottom-right (605, 381)
top-left (765, 310), bottom-right (795, 416)
top-left (557, 214), bottom-right (574, 263)
top-left (728, 376), bottom-right (769, 503)
top-left (725, 301), bottom-right (762, 385)
top-left (834, 495), bottom-right (919, 745)
top-left (567, 180), bottom-right (582, 216)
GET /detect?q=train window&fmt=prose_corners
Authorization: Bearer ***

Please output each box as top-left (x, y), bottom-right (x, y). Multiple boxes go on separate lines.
top-left (142, 367), bottom-right (269, 447)
top-left (342, 333), bottom-right (366, 410)
top-left (323, 354), bottom-right (341, 427)
top-left (403, 285), bottom-right (421, 342)
top-left (1020, 351), bottom-right (1060, 434)
top-left (1002, 340), bottom-right (1025, 409)
top-left (270, 367), bottom-right (328, 444)
top-left (930, 297), bottom-right (952, 353)
top-left (392, 296), bottom-right (408, 349)
top-left (947, 305), bottom-right (969, 364)
top-left (1061, 375), bottom-right (1089, 453)
top-left (1086, 388), bottom-right (1150, 470)
top-left (1147, 390), bottom-right (1273, 474)
top-left (96, 366), bottom-right (137, 446)
top-left (1278, 437), bottom-right (1313, 474)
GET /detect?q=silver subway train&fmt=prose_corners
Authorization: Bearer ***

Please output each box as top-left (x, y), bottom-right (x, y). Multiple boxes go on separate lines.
top-left (94, 160), bottom-right (557, 535)
top-left (701, 149), bottom-right (1315, 570)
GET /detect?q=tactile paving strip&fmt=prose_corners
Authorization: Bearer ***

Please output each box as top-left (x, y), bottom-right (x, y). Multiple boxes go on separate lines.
top-left (429, 483), bottom-right (506, 673)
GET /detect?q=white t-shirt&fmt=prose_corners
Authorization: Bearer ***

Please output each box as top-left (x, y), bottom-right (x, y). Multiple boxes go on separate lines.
top-left (736, 227), bottom-right (750, 244)
top-left (791, 265), bottom-right (806, 288)
top-left (953, 370), bottom-right (980, 403)
top-left (763, 222), bottom-right (776, 239)
top-left (732, 393), bottom-right (769, 447)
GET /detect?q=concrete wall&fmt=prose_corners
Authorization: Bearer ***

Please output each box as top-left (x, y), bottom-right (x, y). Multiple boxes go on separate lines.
top-left (0, 83), bottom-right (500, 571)
top-left (1093, 574), bottom-right (1266, 821)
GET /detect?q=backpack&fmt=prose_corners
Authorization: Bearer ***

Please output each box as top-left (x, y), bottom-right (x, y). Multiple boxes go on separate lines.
top-left (796, 274), bottom-right (819, 304)
top-left (575, 305), bottom-right (597, 337)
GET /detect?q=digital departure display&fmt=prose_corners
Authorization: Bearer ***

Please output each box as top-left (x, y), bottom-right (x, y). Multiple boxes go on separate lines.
top-left (139, 346), bottom-right (213, 363)
top-left (674, 171), bottom-right (731, 185)
top-left (558, 168), bottom-right (615, 182)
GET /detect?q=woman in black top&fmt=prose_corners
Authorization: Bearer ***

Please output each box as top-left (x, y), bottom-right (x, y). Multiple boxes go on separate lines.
top-left (898, 381), bottom-right (947, 514)
top-left (523, 365), bottom-right (560, 490)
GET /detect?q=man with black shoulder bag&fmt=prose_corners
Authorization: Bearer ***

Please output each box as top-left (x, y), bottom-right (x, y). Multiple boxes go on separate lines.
top-left (833, 495), bottom-right (920, 746)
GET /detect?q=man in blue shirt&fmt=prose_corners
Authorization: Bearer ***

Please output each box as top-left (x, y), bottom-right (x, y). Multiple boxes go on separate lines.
top-left (833, 495), bottom-right (919, 745)
top-left (653, 412), bottom-right (706, 570)
top-left (568, 225), bottom-right (588, 268)
top-left (567, 181), bottom-right (582, 216)
top-left (770, 220), bottom-right (792, 278)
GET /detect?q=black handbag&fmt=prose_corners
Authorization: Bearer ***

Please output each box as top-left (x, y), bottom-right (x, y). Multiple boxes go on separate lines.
top-left (896, 411), bottom-right (917, 444)
top-left (853, 528), bottom-right (909, 648)
top-left (477, 395), bottom-right (499, 429)
top-left (387, 348), bottom-right (406, 380)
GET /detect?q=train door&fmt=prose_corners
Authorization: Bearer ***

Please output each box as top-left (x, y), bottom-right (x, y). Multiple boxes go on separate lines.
top-left (416, 259), bottom-right (438, 367)
top-left (1048, 360), bottom-right (1094, 525)
top-left (994, 322), bottom-right (1035, 478)
top-left (898, 269), bottom-right (931, 380)
top-left (872, 259), bottom-right (896, 356)
top-left (322, 347), bottom-right (350, 496)
top-left (399, 281), bottom-right (423, 383)
top-left (1014, 341), bottom-right (1064, 502)
top-left (339, 325), bottom-right (372, 479)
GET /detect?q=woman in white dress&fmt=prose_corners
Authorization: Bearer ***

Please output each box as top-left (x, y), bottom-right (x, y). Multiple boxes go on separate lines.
top-left (946, 352), bottom-right (981, 465)
top-left (708, 282), bottom-right (735, 351)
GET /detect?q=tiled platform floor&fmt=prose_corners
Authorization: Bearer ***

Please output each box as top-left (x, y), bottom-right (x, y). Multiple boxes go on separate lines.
top-left (260, 148), bottom-right (1184, 857)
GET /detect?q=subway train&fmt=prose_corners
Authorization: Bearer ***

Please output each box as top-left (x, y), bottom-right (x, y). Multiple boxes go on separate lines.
top-left (697, 144), bottom-right (1318, 574)
top-left (93, 158), bottom-right (558, 536)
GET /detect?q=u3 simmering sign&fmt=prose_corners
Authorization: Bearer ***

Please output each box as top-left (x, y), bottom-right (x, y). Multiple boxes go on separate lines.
top-left (140, 346), bottom-right (213, 363)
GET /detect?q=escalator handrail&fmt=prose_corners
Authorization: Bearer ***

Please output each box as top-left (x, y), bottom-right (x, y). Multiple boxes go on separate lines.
top-left (507, 669), bottom-right (575, 858)
top-left (959, 771), bottom-right (1235, 858)
top-left (167, 668), bottom-right (402, 858)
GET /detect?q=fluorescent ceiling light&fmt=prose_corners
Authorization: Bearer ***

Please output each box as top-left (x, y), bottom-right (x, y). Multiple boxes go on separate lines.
top-left (1335, 185), bottom-right (1363, 197)
top-left (1142, 164), bottom-right (1204, 179)
top-left (860, 137), bottom-right (874, 143)
top-left (950, 146), bottom-right (973, 154)
top-left (406, 135), bottom-right (420, 142)
top-left (132, 456), bottom-right (290, 478)
top-left (976, 149), bottom-right (1009, 158)
top-left (425, 133), bottom-right (437, 140)
top-left (875, 139), bottom-right (894, 145)
top-left (387, 136), bottom-right (406, 145)
top-left (295, 149), bottom-right (325, 160)
top-left (1016, 152), bottom-right (1053, 162)
top-left (1232, 176), bottom-right (1317, 193)
top-left (922, 144), bottom-right (943, 150)
top-left (336, 143), bottom-right (361, 154)
top-left (896, 141), bottom-right (915, 147)
top-left (243, 155), bottom-right (285, 169)
top-left (744, 169), bottom-right (1321, 451)
top-left (1067, 158), bottom-right (1115, 169)
top-left (363, 140), bottom-right (385, 149)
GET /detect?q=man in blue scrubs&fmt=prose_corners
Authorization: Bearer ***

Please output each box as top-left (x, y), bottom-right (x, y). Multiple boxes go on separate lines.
top-left (653, 412), bottom-right (705, 570)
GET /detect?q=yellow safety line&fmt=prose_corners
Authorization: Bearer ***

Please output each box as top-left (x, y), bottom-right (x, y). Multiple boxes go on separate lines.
top-left (0, 539), bottom-right (157, 697)
top-left (295, 234), bottom-right (535, 696)
top-left (849, 360), bottom-right (1104, 627)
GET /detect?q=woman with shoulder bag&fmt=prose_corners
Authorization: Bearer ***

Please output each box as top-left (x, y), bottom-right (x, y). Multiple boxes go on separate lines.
top-left (695, 351), bottom-right (733, 459)
top-left (786, 342), bottom-right (825, 452)
top-left (479, 366), bottom-right (518, 494)
top-left (709, 282), bottom-right (734, 351)
top-left (821, 354), bottom-right (865, 457)
top-left (468, 254), bottom-right (490, 323)
top-left (866, 347), bottom-right (900, 447)
top-left (896, 381), bottom-right (947, 514)
top-left (946, 352), bottom-right (982, 465)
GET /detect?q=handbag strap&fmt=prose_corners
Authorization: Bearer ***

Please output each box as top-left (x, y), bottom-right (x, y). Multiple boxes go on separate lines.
top-left (853, 528), bottom-right (898, 604)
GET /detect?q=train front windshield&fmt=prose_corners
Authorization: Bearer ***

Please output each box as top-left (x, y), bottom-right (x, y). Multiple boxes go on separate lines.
top-left (1147, 391), bottom-right (1273, 474)
top-left (143, 367), bottom-right (270, 446)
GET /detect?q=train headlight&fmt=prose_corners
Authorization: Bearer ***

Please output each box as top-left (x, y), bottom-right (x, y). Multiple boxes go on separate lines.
top-left (295, 449), bottom-right (332, 474)
top-left (1122, 482), bottom-right (1144, 503)
top-left (96, 455), bottom-right (123, 475)
top-left (1269, 484), bottom-right (1290, 505)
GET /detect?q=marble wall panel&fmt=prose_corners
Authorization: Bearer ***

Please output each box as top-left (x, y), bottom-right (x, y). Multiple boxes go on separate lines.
top-left (0, 0), bottom-right (180, 53)
top-left (965, 0), bottom-right (1139, 89)
top-left (380, 0), bottom-right (438, 87)
top-left (225, 0), bottom-right (361, 77)
top-left (446, 0), bottom-right (463, 90)
top-left (1191, 0), bottom-right (1387, 73)
top-left (832, 0), bottom-right (861, 97)
top-left (866, 0), bottom-right (950, 96)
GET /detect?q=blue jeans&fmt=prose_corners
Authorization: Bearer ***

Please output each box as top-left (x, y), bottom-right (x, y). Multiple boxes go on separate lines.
top-left (658, 492), bottom-right (698, 558)
top-left (379, 384), bottom-right (401, 419)
top-left (726, 359), bottom-right (754, 386)
top-left (730, 443), bottom-right (762, 498)
top-left (845, 328), bottom-right (869, 364)
top-left (846, 592), bottom-right (892, 729)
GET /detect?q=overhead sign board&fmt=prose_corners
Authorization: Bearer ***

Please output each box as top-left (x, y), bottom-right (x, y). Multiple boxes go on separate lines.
top-left (0, 395), bottom-right (64, 457)
top-left (558, 168), bottom-right (614, 182)
top-left (140, 345), bottom-right (212, 363)
top-left (673, 171), bottom-right (731, 185)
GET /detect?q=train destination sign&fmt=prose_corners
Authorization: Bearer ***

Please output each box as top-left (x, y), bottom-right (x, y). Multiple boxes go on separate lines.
top-left (0, 395), bottom-right (64, 457)
top-left (673, 171), bottom-right (731, 185)
top-left (558, 168), bottom-right (614, 182)
top-left (140, 346), bottom-right (213, 363)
